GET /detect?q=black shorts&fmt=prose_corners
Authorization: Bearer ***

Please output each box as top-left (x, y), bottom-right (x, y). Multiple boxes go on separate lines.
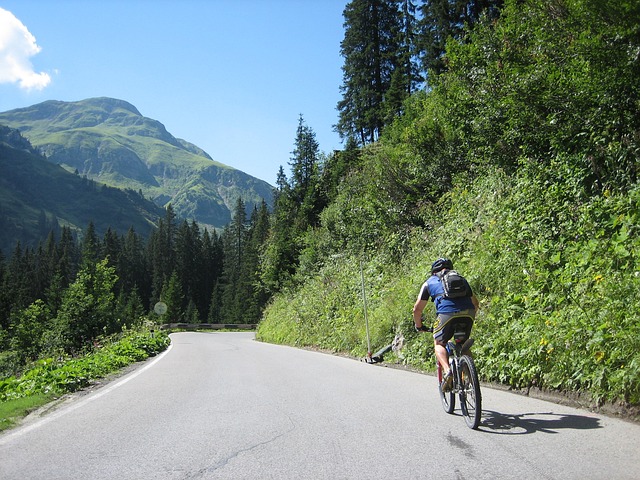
top-left (432, 309), bottom-right (475, 344)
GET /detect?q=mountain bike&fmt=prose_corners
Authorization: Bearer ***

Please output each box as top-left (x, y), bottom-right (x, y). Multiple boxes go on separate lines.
top-left (435, 317), bottom-right (482, 429)
top-left (419, 316), bottom-right (482, 429)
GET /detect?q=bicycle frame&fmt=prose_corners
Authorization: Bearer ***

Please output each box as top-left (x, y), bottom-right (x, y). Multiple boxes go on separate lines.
top-left (436, 319), bottom-right (482, 429)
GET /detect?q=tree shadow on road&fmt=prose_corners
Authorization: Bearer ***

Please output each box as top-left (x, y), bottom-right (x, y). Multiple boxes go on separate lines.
top-left (479, 410), bottom-right (602, 435)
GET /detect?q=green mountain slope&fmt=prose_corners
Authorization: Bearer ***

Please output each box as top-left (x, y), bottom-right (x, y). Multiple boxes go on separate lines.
top-left (0, 126), bottom-right (165, 254)
top-left (0, 97), bottom-right (273, 228)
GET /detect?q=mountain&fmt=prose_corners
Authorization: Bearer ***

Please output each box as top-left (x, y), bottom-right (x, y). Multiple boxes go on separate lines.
top-left (0, 98), bottom-right (273, 229)
top-left (0, 125), bottom-right (165, 254)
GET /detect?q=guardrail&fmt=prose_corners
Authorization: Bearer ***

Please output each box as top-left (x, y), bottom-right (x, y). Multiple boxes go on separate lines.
top-left (159, 323), bottom-right (257, 331)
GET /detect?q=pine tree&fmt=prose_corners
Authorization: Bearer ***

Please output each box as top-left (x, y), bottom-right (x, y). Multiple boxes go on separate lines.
top-left (416, 0), bottom-right (503, 76)
top-left (161, 270), bottom-right (184, 323)
top-left (207, 280), bottom-right (222, 324)
top-left (290, 115), bottom-right (322, 229)
top-left (119, 227), bottom-right (149, 308)
top-left (80, 221), bottom-right (100, 269)
top-left (337, 0), bottom-right (405, 144)
top-left (148, 205), bottom-right (177, 304)
top-left (384, 0), bottom-right (422, 123)
top-left (57, 226), bottom-right (79, 289)
top-left (175, 220), bottom-right (203, 317)
top-left (261, 167), bottom-right (296, 293)
top-left (55, 258), bottom-right (118, 352)
top-left (200, 228), bottom-right (223, 320)
top-left (0, 250), bottom-right (8, 336)
top-left (221, 198), bottom-right (248, 323)
top-left (244, 201), bottom-right (271, 321)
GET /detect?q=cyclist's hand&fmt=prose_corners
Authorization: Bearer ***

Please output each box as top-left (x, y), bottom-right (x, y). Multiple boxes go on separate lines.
top-left (415, 324), bottom-right (431, 333)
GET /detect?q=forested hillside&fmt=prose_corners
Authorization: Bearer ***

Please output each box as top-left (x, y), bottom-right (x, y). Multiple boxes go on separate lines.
top-left (0, 97), bottom-right (273, 229)
top-left (257, 0), bottom-right (640, 412)
top-left (0, 126), bottom-right (165, 253)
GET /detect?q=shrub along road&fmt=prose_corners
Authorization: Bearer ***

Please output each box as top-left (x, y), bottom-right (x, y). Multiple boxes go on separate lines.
top-left (0, 332), bottom-right (638, 479)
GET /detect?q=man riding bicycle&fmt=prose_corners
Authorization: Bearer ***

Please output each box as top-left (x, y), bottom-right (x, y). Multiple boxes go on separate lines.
top-left (413, 258), bottom-right (479, 392)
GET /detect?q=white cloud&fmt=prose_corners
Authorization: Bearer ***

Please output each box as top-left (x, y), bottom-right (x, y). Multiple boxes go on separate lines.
top-left (0, 7), bottom-right (51, 90)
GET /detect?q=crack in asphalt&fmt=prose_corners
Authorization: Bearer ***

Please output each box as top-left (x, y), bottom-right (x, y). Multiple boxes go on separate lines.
top-left (187, 417), bottom-right (297, 479)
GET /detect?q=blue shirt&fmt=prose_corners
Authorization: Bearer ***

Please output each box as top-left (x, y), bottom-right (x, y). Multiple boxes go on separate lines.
top-left (419, 274), bottom-right (475, 314)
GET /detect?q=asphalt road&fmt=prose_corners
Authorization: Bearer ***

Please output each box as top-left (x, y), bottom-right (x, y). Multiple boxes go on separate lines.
top-left (1, 331), bottom-right (638, 479)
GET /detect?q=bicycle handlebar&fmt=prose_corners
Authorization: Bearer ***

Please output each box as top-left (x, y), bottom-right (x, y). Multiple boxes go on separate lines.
top-left (414, 324), bottom-right (433, 333)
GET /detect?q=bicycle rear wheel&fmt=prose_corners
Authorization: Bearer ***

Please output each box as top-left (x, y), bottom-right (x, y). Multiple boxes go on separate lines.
top-left (459, 355), bottom-right (482, 429)
top-left (437, 364), bottom-right (455, 414)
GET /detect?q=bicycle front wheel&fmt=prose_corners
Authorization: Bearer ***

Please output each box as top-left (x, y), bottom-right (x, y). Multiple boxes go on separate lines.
top-left (459, 355), bottom-right (482, 429)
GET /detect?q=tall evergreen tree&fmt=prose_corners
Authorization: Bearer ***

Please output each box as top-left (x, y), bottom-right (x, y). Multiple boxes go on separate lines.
top-left (289, 115), bottom-right (323, 229)
top-left (244, 201), bottom-right (271, 321)
top-left (261, 118), bottom-right (325, 294)
top-left (148, 205), bottom-right (177, 303)
top-left (119, 227), bottom-right (149, 307)
top-left (55, 258), bottom-right (118, 352)
top-left (221, 198), bottom-right (248, 323)
top-left (337, 0), bottom-right (406, 144)
top-left (5, 244), bottom-right (33, 313)
top-left (0, 250), bottom-right (8, 336)
top-left (175, 220), bottom-right (203, 315)
top-left (416, 0), bottom-right (503, 76)
top-left (200, 228), bottom-right (224, 320)
top-left (161, 270), bottom-right (184, 323)
top-left (57, 226), bottom-right (79, 289)
top-left (80, 221), bottom-right (100, 269)
top-left (102, 228), bottom-right (122, 268)
top-left (207, 280), bottom-right (223, 324)
top-left (261, 167), bottom-right (297, 293)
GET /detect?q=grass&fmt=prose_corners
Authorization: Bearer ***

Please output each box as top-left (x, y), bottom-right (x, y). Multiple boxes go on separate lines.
top-left (0, 393), bottom-right (56, 432)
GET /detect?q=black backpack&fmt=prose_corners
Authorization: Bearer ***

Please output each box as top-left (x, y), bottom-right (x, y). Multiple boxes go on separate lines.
top-left (436, 269), bottom-right (469, 299)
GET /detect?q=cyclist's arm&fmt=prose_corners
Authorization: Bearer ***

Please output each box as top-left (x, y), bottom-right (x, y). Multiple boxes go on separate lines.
top-left (413, 282), bottom-right (430, 328)
top-left (413, 298), bottom-right (428, 328)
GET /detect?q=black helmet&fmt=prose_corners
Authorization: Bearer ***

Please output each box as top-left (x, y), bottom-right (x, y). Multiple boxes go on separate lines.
top-left (431, 258), bottom-right (453, 274)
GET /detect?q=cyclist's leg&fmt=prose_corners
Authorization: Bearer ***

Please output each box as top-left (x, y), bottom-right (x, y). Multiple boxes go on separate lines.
top-left (460, 309), bottom-right (476, 358)
top-left (433, 313), bottom-right (455, 373)
top-left (434, 340), bottom-right (449, 373)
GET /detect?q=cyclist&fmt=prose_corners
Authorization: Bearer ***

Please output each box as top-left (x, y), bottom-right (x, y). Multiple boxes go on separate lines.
top-left (413, 258), bottom-right (479, 392)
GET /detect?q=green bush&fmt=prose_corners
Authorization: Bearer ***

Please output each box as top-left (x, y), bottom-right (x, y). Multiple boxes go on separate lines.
top-left (0, 328), bottom-right (170, 402)
top-left (258, 164), bottom-right (640, 406)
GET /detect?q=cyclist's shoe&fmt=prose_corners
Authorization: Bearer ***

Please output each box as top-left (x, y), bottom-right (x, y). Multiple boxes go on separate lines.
top-left (441, 371), bottom-right (453, 392)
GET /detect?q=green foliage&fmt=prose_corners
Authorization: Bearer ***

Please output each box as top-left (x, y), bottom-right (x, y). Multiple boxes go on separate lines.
top-left (416, 0), bottom-right (503, 75)
top-left (0, 328), bottom-right (169, 404)
top-left (441, 0), bottom-right (640, 187)
top-left (260, 163), bottom-right (640, 405)
top-left (338, 0), bottom-right (415, 144)
top-left (55, 258), bottom-right (119, 352)
top-left (451, 164), bottom-right (640, 404)
top-left (259, 0), bottom-right (640, 409)
top-left (9, 300), bottom-right (51, 364)
top-left (260, 118), bottom-right (323, 294)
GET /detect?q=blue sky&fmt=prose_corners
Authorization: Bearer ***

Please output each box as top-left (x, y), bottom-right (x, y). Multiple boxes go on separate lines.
top-left (0, 1), bottom-right (347, 185)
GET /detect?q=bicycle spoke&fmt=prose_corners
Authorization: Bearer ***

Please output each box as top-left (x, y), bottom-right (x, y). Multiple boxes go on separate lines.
top-left (459, 356), bottom-right (482, 429)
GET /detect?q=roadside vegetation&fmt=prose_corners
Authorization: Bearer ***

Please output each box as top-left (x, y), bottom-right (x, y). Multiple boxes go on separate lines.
top-left (0, 327), bottom-right (168, 431)
top-left (257, 0), bottom-right (640, 412)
